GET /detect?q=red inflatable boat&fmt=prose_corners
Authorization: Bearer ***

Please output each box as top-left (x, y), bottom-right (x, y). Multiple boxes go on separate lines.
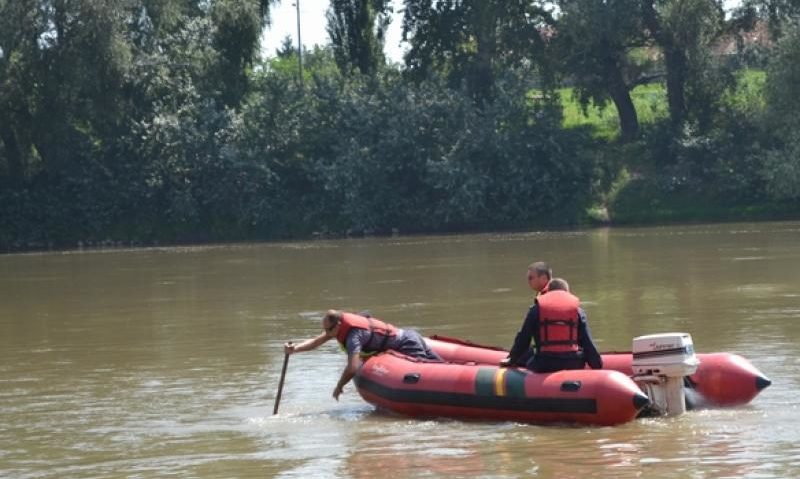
top-left (353, 334), bottom-right (770, 426)
top-left (354, 351), bottom-right (650, 426)
top-left (426, 335), bottom-right (772, 407)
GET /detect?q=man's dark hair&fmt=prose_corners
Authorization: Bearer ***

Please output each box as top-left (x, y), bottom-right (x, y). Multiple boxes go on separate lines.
top-left (528, 261), bottom-right (552, 279)
top-left (325, 310), bottom-right (342, 327)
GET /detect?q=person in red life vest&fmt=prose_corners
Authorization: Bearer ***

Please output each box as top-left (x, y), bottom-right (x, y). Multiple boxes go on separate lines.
top-left (527, 261), bottom-right (553, 296)
top-left (500, 278), bottom-right (603, 373)
top-left (284, 310), bottom-right (441, 400)
top-left (503, 261), bottom-right (553, 366)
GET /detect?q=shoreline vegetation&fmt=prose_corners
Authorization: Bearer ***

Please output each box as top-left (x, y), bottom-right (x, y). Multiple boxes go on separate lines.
top-left (6, 213), bottom-right (799, 256)
top-left (2, 3), bottom-right (799, 254)
top-left (2, 69), bottom-right (798, 254)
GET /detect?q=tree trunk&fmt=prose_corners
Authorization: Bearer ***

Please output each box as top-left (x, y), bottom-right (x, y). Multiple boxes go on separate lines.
top-left (663, 46), bottom-right (687, 126)
top-left (356, 0), bottom-right (373, 75)
top-left (470, 2), bottom-right (496, 102)
top-left (641, 0), bottom-right (686, 127)
top-left (1, 126), bottom-right (24, 184)
top-left (606, 59), bottom-right (639, 142)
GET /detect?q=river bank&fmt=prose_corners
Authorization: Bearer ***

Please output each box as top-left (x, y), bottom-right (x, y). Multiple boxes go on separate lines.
top-left (4, 203), bottom-right (799, 255)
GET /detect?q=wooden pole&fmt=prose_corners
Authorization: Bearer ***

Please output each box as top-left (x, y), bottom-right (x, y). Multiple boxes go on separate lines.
top-left (273, 345), bottom-right (291, 415)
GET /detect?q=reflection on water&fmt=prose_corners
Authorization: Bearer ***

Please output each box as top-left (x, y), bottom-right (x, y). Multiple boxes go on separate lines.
top-left (1, 221), bottom-right (799, 478)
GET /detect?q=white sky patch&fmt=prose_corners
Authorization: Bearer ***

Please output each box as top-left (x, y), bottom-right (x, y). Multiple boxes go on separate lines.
top-left (261, 0), bottom-right (745, 63)
top-left (261, 0), bottom-right (407, 63)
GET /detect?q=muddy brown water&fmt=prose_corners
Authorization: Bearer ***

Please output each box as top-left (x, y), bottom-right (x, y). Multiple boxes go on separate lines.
top-left (1, 221), bottom-right (798, 478)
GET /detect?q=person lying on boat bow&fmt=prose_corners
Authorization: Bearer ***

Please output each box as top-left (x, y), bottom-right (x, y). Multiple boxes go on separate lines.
top-left (501, 278), bottom-right (603, 373)
top-left (284, 310), bottom-right (442, 400)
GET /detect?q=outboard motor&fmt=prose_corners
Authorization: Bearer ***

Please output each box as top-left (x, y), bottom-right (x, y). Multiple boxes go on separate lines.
top-left (632, 333), bottom-right (700, 416)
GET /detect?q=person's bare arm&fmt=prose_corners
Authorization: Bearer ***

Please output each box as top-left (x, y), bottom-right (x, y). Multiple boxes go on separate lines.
top-left (284, 332), bottom-right (330, 354)
top-left (333, 353), bottom-right (361, 400)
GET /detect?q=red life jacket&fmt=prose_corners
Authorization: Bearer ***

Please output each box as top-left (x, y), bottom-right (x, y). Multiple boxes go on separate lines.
top-left (335, 312), bottom-right (399, 352)
top-left (536, 290), bottom-right (581, 353)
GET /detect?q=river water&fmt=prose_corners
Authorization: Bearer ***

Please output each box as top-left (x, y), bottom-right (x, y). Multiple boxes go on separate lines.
top-left (1, 221), bottom-right (798, 478)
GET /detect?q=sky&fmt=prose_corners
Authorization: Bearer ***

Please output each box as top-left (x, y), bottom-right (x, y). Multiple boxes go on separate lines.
top-left (260, 0), bottom-right (744, 64)
top-left (260, 0), bottom-right (407, 63)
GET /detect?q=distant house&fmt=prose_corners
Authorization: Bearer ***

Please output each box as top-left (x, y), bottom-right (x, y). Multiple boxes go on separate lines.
top-left (713, 20), bottom-right (773, 57)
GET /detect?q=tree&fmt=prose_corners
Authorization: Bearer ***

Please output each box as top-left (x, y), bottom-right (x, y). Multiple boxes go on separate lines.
top-left (555, 0), bottom-right (654, 142)
top-left (326, 0), bottom-right (391, 75)
top-left (0, 0), bottom-right (281, 247)
top-left (210, 0), bottom-right (277, 106)
top-left (402, 0), bottom-right (553, 101)
top-left (761, 22), bottom-right (800, 200)
top-left (641, 0), bottom-right (730, 129)
top-left (0, 0), bottom-right (40, 185)
top-left (276, 35), bottom-right (297, 58)
top-left (0, 0), bottom-right (134, 180)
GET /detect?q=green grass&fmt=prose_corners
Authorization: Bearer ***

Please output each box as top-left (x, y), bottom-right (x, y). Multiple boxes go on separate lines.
top-left (610, 180), bottom-right (800, 225)
top-left (559, 83), bottom-right (669, 140)
top-left (723, 68), bottom-right (767, 111)
top-left (569, 69), bottom-right (773, 225)
top-left (557, 69), bottom-right (766, 140)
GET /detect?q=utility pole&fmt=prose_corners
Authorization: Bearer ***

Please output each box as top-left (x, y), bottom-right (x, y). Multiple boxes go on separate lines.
top-left (295, 0), bottom-right (303, 87)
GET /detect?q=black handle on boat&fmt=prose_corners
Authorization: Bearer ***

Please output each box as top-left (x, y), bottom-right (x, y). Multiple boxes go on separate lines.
top-left (273, 344), bottom-right (291, 415)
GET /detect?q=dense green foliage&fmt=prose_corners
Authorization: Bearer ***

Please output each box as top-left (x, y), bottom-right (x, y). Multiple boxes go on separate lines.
top-left (0, 0), bottom-right (798, 251)
top-left (327, 0), bottom-right (390, 75)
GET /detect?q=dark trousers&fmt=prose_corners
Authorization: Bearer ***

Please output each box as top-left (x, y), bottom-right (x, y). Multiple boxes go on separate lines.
top-left (394, 330), bottom-right (443, 361)
top-left (512, 349), bottom-right (533, 367)
top-left (526, 351), bottom-right (586, 373)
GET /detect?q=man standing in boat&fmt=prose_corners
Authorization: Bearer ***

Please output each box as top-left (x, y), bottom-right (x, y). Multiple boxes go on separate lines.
top-left (284, 310), bottom-right (441, 400)
top-left (501, 277), bottom-right (603, 373)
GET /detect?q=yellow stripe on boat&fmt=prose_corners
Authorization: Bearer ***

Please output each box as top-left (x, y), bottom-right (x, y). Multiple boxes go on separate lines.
top-left (495, 368), bottom-right (507, 396)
